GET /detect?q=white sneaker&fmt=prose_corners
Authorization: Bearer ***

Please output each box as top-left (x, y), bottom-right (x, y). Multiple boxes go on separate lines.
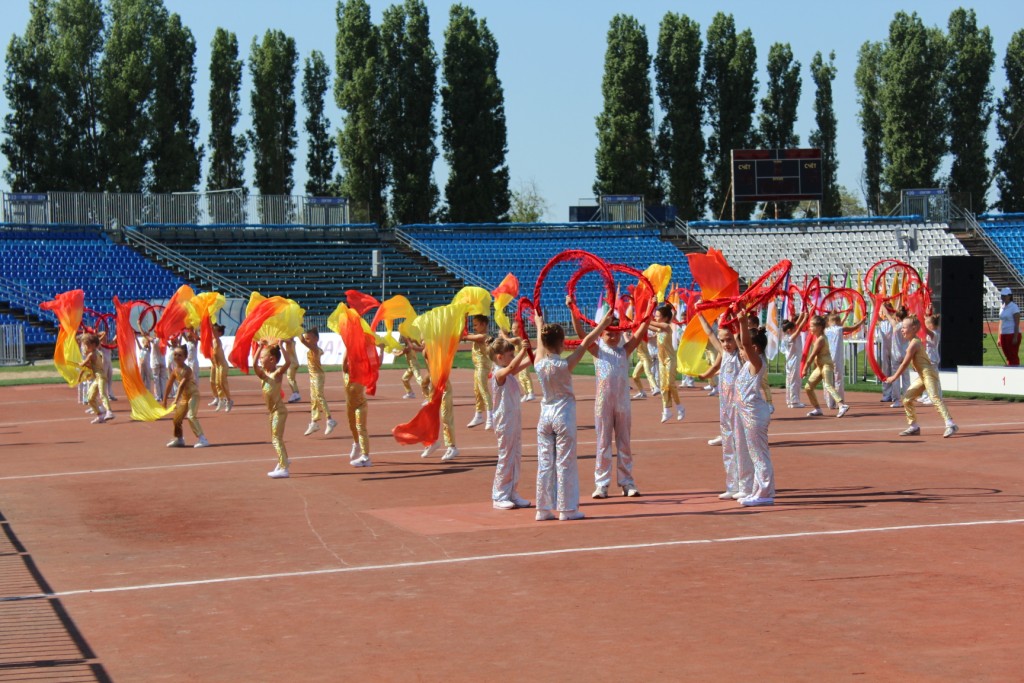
top-left (943, 423), bottom-right (959, 438)
top-left (793, 402), bottom-right (806, 408)
top-left (350, 456), bottom-right (372, 467)
top-left (651, 389), bottom-right (661, 396)
top-left (718, 490), bottom-right (735, 500)
top-left (622, 484), bottom-right (640, 497)
top-left (493, 500), bottom-right (516, 510)
top-left (268, 466), bottom-right (290, 478)
top-left (288, 392), bottom-right (301, 403)
top-left (807, 408), bottom-right (823, 416)
top-left (441, 446), bottom-right (460, 461)
top-left (675, 406), bottom-right (685, 421)
top-left (224, 399), bottom-right (234, 413)
top-left (890, 401), bottom-right (902, 408)
top-left (708, 435), bottom-right (723, 446)
top-left (732, 491), bottom-right (750, 500)
top-left (402, 392), bottom-right (416, 399)
top-left (592, 485), bottom-right (608, 499)
top-left (90, 416), bottom-right (105, 424)
top-left (349, 443), bottom-right (362, 461)
top-left (708, 387), bottom-right (718, 397)
top-left (740, 496), bottom-right (774, 507)
top-left (194, 436), bottom-right (211, 448)
top-left (421, 441), bottom-right (441, 458)
top-left (325, 419), bottom-right (337, 436)
top-left (522, 393), bottom-right (535, 403)
top-left (559, 510), bottom-right (585, 521)
top-left (103, 411), bottom-right (115, 421)
top-left (304, 421), bottom-right (320, 436)
top-left (484, 412), bottom-right (493, 431)
top-left (899, 425), bottom-right (921, 436)
top-left (632, 391), bottom-right (647, 400)
top-left (661, 409), bottom-right (671, 423)
top-left (466, 412), bottom-right (484, 428)
top-left (511, 495), bottom-right (532, 508)
top-left (166, 437), bottom-right (185, 448)
top-left (836, 404), bottom-right (850, 418)
top-left (535, 510), bottom-right (557, 521)
top-left (209, 398), bottom-right (219, 407)
top-left (703, 385), bottom-right (714, 391)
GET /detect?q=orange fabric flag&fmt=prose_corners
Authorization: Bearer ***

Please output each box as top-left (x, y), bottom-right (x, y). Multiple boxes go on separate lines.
top-left (642, 264), bottom-right (673, 302)
top-left (154, 284), bottom-right (196, 351)
top-left (345, 290), bottom-right (381, 316)
top-left (39, 289), bottom-right (85, 386)
top-left (328, 302), bottom-right (381, 395)
top-left (450, 286), bottom-right (491, 315)
top-left (369, 295), bottom-right (418, 352)
top-left (491, 273), bottom-right (519, 332)
top-left (113, 296), bottom-right (173, 421)
top-left (228, 297), bottom-right (291, 373)
top-left (185, 292), bottom-right (225, 360)
top-left (677, 249), bottom-right (740, 375)
top-left (393, 303), bottom-right (467, 445)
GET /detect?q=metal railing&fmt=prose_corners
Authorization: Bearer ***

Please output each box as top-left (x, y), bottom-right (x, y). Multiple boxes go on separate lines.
top-left (0, 324), bottom-right (26, 365)
top-left (2, 190), bottom-right (350, 227)
top-left (957, 208), bottom-right (1024, 292)
top-left (120, 226), bottom-right (249, 299)
top-left (392, 228), bottom-right (486, 290)
top-left (0, 275), bottom-right (58, 325)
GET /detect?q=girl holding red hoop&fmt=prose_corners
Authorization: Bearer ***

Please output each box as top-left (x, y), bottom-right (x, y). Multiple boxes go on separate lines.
top-left (804, 316), bottom-right (850, 418)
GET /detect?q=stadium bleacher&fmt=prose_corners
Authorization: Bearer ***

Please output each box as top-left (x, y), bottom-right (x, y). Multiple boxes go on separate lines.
top-left (401, 226), bottom-right (695, 318)
top-left (977, 217), bottom-right (1024, 280)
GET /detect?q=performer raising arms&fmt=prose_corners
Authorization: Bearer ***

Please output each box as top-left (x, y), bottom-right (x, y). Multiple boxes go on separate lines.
top-left (648, 303), bottom-right (685, 423)
top-left (463, 314), bottom-right (493, 430)
top-left (253, 342), bottom-right (292, 478)
top-left (299, 327), bottom-right (337, 437)
top-left (804, 315), bottom-right (850, 418)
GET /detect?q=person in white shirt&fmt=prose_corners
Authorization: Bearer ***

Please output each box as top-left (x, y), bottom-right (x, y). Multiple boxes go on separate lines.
top-left (998, 287), bottom-right (1021, 366)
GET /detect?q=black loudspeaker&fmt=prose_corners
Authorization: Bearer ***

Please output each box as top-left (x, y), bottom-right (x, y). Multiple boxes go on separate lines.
top-left (928, 255), bottom-right (984, 368)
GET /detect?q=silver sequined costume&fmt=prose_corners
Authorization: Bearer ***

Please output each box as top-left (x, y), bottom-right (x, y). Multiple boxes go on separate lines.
top-left (735, 357), bottom-right (774, 500)
top-left (490, 371), bottom-right (524, 504)
top-left (535, 356), bottom-right (579, 513)
top-left (593, 338), bottom-right (633, 489)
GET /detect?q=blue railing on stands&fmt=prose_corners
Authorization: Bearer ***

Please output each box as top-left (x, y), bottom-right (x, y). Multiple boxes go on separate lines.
top-left (687, 215), bottom-right (924, 229)
top-left (400, 221), bottom-right (644, 233)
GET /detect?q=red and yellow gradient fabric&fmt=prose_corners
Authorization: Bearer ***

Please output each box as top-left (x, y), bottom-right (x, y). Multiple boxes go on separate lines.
top-left (450, 286), bottom-right (491, 316)
top-left (39, 289), bottom-right (85, 386)
top-left (642, 264), bottom-right (672, 303)
top-left (154, 285), bottom-right (196, 351)
top-left (369, 295), bottom-right (418, 352)
top-left (677, 249), bottom-right (739, 376)
top-left (113, 297), bottom-right (173, 421)
top-left (345, 290), bottom-right (381, 316)
top-left (228, 293), bottom-right (304, 373)
top-left (185, 291), bottom-right (225, 360)
top-left (328, 302), bottom-right (380, 395)
top-left (393, 303), bottom-right (468, 446)
top-left (491, 273), bottom-right (519, 332)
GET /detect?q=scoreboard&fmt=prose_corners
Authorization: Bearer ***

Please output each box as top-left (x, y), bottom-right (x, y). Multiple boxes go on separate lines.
top-left (731, 149), bottom-right (823, 202)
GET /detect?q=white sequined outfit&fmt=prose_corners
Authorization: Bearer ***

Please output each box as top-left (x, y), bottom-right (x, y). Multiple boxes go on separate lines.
top-left (824, 325), bottom-right (845, 408)
top-left (593, 338), bottom-right (633, 488)
top-left (646, 339), bottom-right (660, 386)
top-left (890, 325), bottom-right (910, 400)
top-left (876, 320), bottom-right (896, 401)
top-left (735, 359), bottom-right (774, 500)
top-left (490, 371), bottom-right (524, 503)
top-left (535, 356), bottom-right (579, 513)
top-left (719, 350), bottom-right (752, 494)
top-left (782, 333), bottom-right (802, 406)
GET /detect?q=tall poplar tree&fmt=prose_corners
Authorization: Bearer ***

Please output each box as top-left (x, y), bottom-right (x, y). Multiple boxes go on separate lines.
top-left (809, 51), bottom-right (840, 217)
top-left (995, 30), bottom-right (1024, 213)
top-left (441, 4), bottom-right (509, 222)
top-left (248, 29), bottom-right (298, 196)
top-left (380, 0), bottom-right (439, 224)
top-left (207, 28), bottom-right (246, 192)
top-left (945, 8), bottom-right (995, 213)
top-left (879, 12), bottom-right (948, 199)
top-left (149, 12), bottom-right (202, 193)
top-left (655, 12), bottom-right (704, 219)
top-left (335, 0), bottom-right (386, 224)
top-left (593, 14), bottom-right (660, 203)
top-left (702, 13), bottom-right (758, 220)
top-left (302, 50), bottom-right (336, 196)
top-left (759, 42), bottom-right (801, 218)
top-left (855, 40), bottom-right (884, 214)
top-left (2, 0), bottom-right (63, 191)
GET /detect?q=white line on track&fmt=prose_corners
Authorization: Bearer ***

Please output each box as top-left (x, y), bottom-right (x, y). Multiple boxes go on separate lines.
top-left (3, 517), bottom-right (1021, 601)
top-left (1, 420), bottom-right (1023, 482)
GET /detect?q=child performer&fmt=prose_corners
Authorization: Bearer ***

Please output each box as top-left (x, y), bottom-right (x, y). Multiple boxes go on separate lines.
top-left (735, 320), bottom-right (775, 506)
top-left (882, 307), bottom-right (911, 408)
top-left (875, 308), bottom-right (896, 403)
top-left (98, 333), bottom-right (116, 402)
top-left (463, 314), bottom-right (493, 430)
top-left (781, 311), bottom-right (808, 408)
top-left (488, 338), bottom-right (533, 509)
top-left (137, 333), bottom-right (153, 398)
top-left (395, 336), bottom-right (429, 400)
top-left (804, 315), bottom-right (850, 418)
top-left (674, 304), bottom-right (694, 388)
top-left (183, 328), bottom-right (200, 378)
top-left (500, 320), bottom-right (536, 402)
top-left (920, 314), bottom-right (942, 405)
top-left (885, 315), bottom-right (958, 438)
top-left (746, 313), bottom-right (774, 414)
top-left (252, 342), bottom-right (291, 478)
top-left (78, 336), bottom-right (91, 409)
top-left (569, 295), bottom-right (650, 498)
top-left (824, 313), bottom-right (865, 410)
top-left (649, 303), bottom-right (685, 423)
top-left (282, 338), bottom-right (301, 403)
top-left (162, 344), bottom-right (210, 448)
top-left (209, 324), bottom-right (233, 412)
top-left (149, 334), bottom-right (167, 401)
top-left (533, 308), bottom-right (612, 522)
top-left (420, 378), bottom-right (460, 462)
top-left (78, 333), bottom-right (114, 423)
top-left (696, 314), bottom-right (751, 500)
top-left (299, 327), bottom-right (337, 437)
top-left (343, 355), bottom-right (371, 467)
top-left (625, 295), bottom-right (658, 399)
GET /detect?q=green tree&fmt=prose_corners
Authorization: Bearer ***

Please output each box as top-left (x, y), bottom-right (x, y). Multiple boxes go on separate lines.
top-left (1, 0), bottom-right (63, 191)
top-left (148, 12), bottom-right (201, 193)
top-left (302, 49), bottom-right (336, 196)
top-left (839, 184), bottom-right (868, 216)
top-left (380, 0), bottom-right (439, 224)
top-left (594, 14), bottom-right (660, 203)
top-left (441, 5), bottom-right (509, 222)
top-left (99, 0), bottom-right (166, 192)
top-left (946, 8), bottom-right (995, 213)
top-left (759, 42), bottom-right (801, 218)
top-left (702, 13), bottom-right (758, 220)
top-left (855, 41), bottom-right (884, 214)
top-left (810, 50), bottom-right (840, 217)
top-left (995, 30), bottom-right (1024, 212)
top-left (655, 12), bottom-right (704, 219)
top-left (248, 29), bottom-right (298, 196)
top-left (51, 0), bottom-right (104, 190)
top-left (207, 28), bottom-right (246, 192)
top-left (880, 12), bottom-right (948, 200)
top-left (508, 178), bottom-right (549, 223)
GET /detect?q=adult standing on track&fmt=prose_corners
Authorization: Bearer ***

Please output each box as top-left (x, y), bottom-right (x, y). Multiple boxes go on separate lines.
top-left (998, 288), bottom-right (1021, 366)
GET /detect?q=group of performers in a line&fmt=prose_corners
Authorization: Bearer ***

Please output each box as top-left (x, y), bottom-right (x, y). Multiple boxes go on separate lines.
top-left (73, 296), bottom-right (956, 519)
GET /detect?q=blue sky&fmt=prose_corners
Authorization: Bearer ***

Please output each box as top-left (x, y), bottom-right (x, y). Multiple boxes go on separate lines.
top-left (0, 1), bottom-right (1019, 218)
